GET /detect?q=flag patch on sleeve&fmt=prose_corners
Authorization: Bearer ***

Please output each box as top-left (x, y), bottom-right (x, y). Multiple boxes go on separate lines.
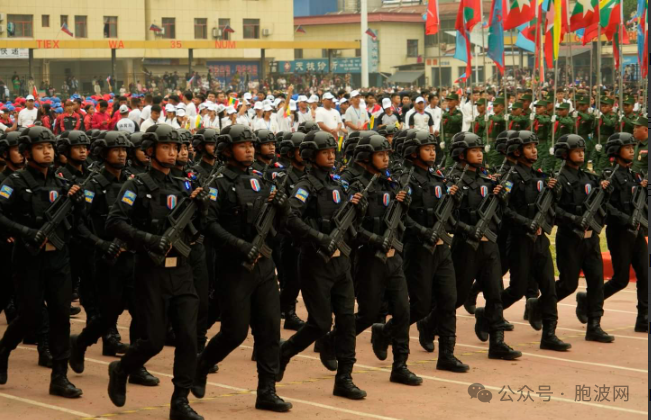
top-left (294, 188), bottom-right (309, 203)
top-left (121, 190), bottom-right (136, 206)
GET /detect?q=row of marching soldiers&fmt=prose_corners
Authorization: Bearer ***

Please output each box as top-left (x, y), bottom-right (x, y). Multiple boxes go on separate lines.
top-left (0, 116), bottom-right (646, 420)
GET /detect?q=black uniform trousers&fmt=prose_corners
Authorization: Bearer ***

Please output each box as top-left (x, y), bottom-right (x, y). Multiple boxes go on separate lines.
top-left (203, 256), bottom-right (280, 380)
top-left (189, 242), bottom-right (210, 349)
top-left (279, 235), bottom-right (301, 313)
top-left (119, 255), bottom-right (198, 389)
top-left (204, 238), bottom-right (221, 329)
top-left (604, 228), bottom-right (648, 316)
top-left (555, 228), bottom-right (605, 319)
top-left (285, 249), bottom-right (356, 368)
top-left (71, 241), bottom-right (99, 321)
top-left (1, 246), bottom-right (71, 361)
top-left (403, 242), bottom-right (457, 338)
top-left (77, 253), bottom-right (138, 348)
top-left (354, 248), bottom-right (410, 355)
top-left (502, 233), bottom-right (558, 322)
top-left (0, 243), bottom-right (13, 320)
top-left (452, 239), bottom-right (505, 331)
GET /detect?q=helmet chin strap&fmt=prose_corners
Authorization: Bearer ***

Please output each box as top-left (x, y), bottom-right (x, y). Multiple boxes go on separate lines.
top-left (153, 155), bottom-right (175, 169)
top-left (106, 161), bottom-right (125, 170)
top-left (69, 157), bottom-right (86, 166)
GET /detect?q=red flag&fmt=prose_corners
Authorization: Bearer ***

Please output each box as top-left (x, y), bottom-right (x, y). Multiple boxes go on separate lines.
top-left (295, 25), bottom-right (306, 34)
top-left (61, 22), bottom-right (73, 37)
top-left (365, 28), bottom-right (377, 41)
top-left (32, 86), bottom-right (38, 99)
top-left (426, 0), bottom-right (440, 35)
top-left (505, 0), bottom-right (536, 30)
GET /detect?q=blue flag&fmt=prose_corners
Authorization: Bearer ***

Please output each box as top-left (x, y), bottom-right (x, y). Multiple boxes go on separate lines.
top-left (453, 30), bottom-right (469, 64)
top-left (487, 0), bottom-right (505, 74)
top-left (515, 23), bottom-right (535, 53)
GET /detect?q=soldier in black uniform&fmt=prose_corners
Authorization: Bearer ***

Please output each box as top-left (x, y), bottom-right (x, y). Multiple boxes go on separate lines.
top-left (401, 131), bottom-right (469, 372)
top-left (106, 124), bottom-right (206, 420)
top-left (447, 133), bottom-right (521, 360)
top-left (277, 132), bottom-right (308, 330)
top-left (0, 126), bottom-right (85, 398)
top-left (252, 129), bottom-right (285, 176)
top-left (601, 133), bottom-right (648, 332)
top-left (500, 131), bottom-right (571, 351)
top-left (552, 134), bottom-right (614, 343)
top-left (277, 131), bottom-right (368, 400)
top-left (126, 132), bottom-right (150, 175)
top-left (340, 131), bottom-right (375, 182)
top-left (69, 131), bottom-right (160, 386)
top-left (192, 125), bottom-right (292, 413)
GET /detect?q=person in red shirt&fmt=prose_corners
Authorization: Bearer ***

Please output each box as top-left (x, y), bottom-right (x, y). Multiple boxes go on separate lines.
top-left (91, 100), bottom-right (110, 130)
top-left (37, 103), bottom-right (55, 130)
top-left (55, 101), bottom-right (81, 134)
top-left (84, 104), bottom-right (94, 131)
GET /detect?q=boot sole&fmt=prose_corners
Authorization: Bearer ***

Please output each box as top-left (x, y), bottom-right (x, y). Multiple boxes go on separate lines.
top-left (488, 352), bottom-right (522, 360)
top-left (436, 364), bottom-right (470, 373)
top-left (107, 362), bottom-right (127, 407)
top-left (255, 402), bottom-right (293, 412)
top-left (464, 304), bottom-right (476, 315)
top-left (49, 388), bottom-right (83, 398)
top-left (129, 377), bottom-right (160, 387)
top-left (390, 377), bottom-right (423, 386)
top-left (333, 390), bottom-right (367, 400)
top-left (371, 325), bottom-right (388, 361)
top-left (585, 336), bottom-right (615, 343)
top-left (170, 411), bottom-right (205, 420)
top-left (540, 343), bottom-right (572, 351)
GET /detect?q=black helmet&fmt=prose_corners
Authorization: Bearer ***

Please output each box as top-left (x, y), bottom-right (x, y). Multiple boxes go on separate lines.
top-left (176, 128), bottom-right (193, 145)
top-left (192, 128), bottom-right (219, 152)
top-left (403, 131), bottom-right (437, 158)
top-left (92, 131), bottom-right (131, 160)
top-left (385, 125), bottom-right (398, 137)
top-left (255, 129), bottom-right (276, 146)
top-left (0, 131), bottom-right (24, 157)
top-left (554, 134), bottom-right (586, 159)
top-left (354, 135), bottom-right (391, 163)
top-left (216, 124), bottom-right (255, 154)
top-left (506, 130), bottom-right (538, 156)
top-left (394, 129), bottom-right (416, 156)
top-left (142, 124), bottom-right (182, 150)
top-left (129, 132), bottom-right (145, 149)
top-left (375, 126), bottom-right (388, 137)
top-left (18, 126), bottom-right (56, 154)
top-left (344, 131), bottom-right (375, 157)
top-left (297, 121), bottom-right (320, 134)
top-left (299, 131), bottom-right (337, 161)
top-left (274, 131), bottom-right (285, 143)
top-left (450, 132), bottom-right (484, 161)
top-left (85, 129), bottom-right (102, 142)
top-left (279, 132), bottom-right (306, 156)
top-left (57, 130), bottom-right (91, 155)
top-left (605, 132), bottom-right (636, 157)
top-left (495, 130), bottom-right (517, 156)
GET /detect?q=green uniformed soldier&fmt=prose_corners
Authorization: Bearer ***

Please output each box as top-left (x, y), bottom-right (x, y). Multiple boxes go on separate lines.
top-left (553, 103), bottom-right (574, 138)
top-left (472, 98), bottom-right (487, 138)
top-left (532, 100), bottom-right (552, 171)
top-left (509, 102), bottom-right (530, 131)
top-left (594, 97), bottom-right (618, 172)
top-left (632, 115), bottom-right (648, 175)
top-left (575, 96), bottom-right (595, 169)
top-left (441, 92), bottom-right (462, 166)
top-left (620, 97), bottom-right (637, 134)
top-left (486, 97), bottom-right (506, 169)
top-left (521, 94), bottom-right (533, 119)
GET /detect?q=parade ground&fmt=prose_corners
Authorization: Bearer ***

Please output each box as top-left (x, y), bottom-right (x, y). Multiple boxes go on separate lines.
top-left (0, 278), bottom-right (646, 420)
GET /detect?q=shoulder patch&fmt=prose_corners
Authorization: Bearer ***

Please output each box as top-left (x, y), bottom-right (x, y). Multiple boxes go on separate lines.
top-left (0, 185), bottom-right (13, 199)
top-left (209, 187), bottom-right (218, 201)
top-left (294, 188), bottom-right (309, 203)
top-left (84, 190), bottom-right (95, 203)
top-left (121, 190), bottom-right (137, 206)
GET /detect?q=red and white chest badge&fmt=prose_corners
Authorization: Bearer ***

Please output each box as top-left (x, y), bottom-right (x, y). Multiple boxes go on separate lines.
top-left (383, 193), bottom-right (391, 206)
top-left (480, 186), bottom-right (489, 197)
top-left (167, 195), bottom-right (177, 210)
top-left (250, 178), bottom-right (261, 192)
top-left (537, 180), bottom-right (544, 192)
top-left (49, 191), bottom-right (59, 203)
top-left (332, 190), bottom-right (341, 203)
top-left (434, 186), bottom-right (443, 198)
top-left (584, 184), bottom-right (592, 195)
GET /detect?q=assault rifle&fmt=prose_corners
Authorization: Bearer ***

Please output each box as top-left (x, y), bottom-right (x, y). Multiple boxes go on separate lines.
top-left (573, 165), bottom-right (619, 239)
top-left (526, 160), bottom-right (566, 242)
top-left (375, 168), bottom-right (413, 263)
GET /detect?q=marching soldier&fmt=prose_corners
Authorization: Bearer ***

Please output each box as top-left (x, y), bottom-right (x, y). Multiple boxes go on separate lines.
top-left (620, 97), bottom-right (637, 134)
top-left (532, 100), bottom-right (553, 172)
top-left (441, 93), bottom-right (462, 167)
top-left (631, 116), bottom-right (648, 175)
top-left (553, 103), bottom-right (574, 139)
top-left (472, 98), bottom-right (487, 138)
top-left (486, 97), bottom-right (507, 169)
top-left (601, 133), bottom-right (648, 332)
top-left (127, 132), bottom-right (150, 175)
top-left (552, 134), bottom-right (614, 343)
top-left (593, 98), bottom-right (617, 172)
top-left (508, 102), bottom-right (530, 131)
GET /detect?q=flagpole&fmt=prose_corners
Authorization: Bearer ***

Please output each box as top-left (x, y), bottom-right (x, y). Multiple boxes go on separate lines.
top-left (533, 4), bottom-right (541, 101)
top-left (618, 4), bottom-right (624, 130)
top-left (551, 49), bottom-right (559, 149)
top-left (481, 0), bottom-right (487, 88)
top-left (568, 32), bottom-right (577, 133)
top-left (596, 22), bottom-right (602, 150)
top-left (438, 29), bottom-right (443, 88)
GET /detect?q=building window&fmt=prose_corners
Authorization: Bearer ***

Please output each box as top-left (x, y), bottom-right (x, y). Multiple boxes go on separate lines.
top-left (407, 39), bottom-right (419, 58)
top-left (243, 19), bottom-right (260, 39)
top-left (75, 16), bottom-right (87, 38)
top-left (60, 15), bottom-right (68, 28)
top-left (7, 15), bottom-right (33, 38)
top-left (295, 49), bottom-right (303, 59)
top-left (194, 18), bottom-right (207, 39)
top-left (42, 15), bottom-right (49, 28)
top-left (162, 17), bottom-right (175, 39)
top-left (103, 16), bottom-right (118, 38)
top-left (218, 18), bottom-right (231, 40)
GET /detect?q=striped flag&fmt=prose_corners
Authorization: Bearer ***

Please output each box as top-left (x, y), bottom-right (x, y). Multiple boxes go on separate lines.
top-left (61, 22), bottom-right (74, 37)
top-left (223, 25), bottom-right (235, 34)
top-left (488, 0), bottom-right (506, 74)
top-left (149, 24), bottom-right (163, 33)
top-left (455, 72), bottom-right (468, 83)
top-left (365, 28), bottom-right (378, 41)
top-left (426, 0), bottom-right (440, 35)
top-left (187, 74), bottom-right (195, 84)
top-left (638, 0), bottom-right (648, 77)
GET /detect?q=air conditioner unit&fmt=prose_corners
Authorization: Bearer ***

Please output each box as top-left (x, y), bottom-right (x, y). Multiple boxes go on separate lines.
top-left (0, 14), bottom-right (5, 22)
top-left (212, 27), bottom-right (223, 38)
top-left (262, 28), bottom-right (272, 37)
top-left (0, 25), bottom-right (4, 34)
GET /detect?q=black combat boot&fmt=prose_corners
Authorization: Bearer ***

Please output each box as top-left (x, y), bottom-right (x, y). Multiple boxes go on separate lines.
top-left (170, 387), bottom-right (204, 420)
top-left (102, 333), bottom-right (129, 357)
top-left (464, 285), bottom-right (479, 315)
top-left (575, 292), bottom-right (588, 324)
top-left (474, 308), bottom-right (489, 342)
top-left (38, 338), bottom-right (54, 368)
top-left (523, 303), bottom-right (529, 321)
top-left (255, 376), bottom-right (293, 412)
top-left (107, 361), bottom-right (129, 407)
top-left (540, 321), bottom-right (572, 351)
top-left (49, 360), bottom-right (83, 398)
top-left (371, 323), bottom-right (390, 361)
top-left (416, 319), bottom-right (435, 352)
top-left (0, 342), bottom-right (10, 385)
top-left (436, 337), bottom-right (469, 372)
top-left (129, 366), bottom-right (160, 386)
top-left (316, 333), bottom-right (337, 372)
top-left (389, 353), bottom-right (422, 386)
top-left (251, 344), bottom-right (257, 362)
top-left (4, 299), bottom-right (16, 323)
top-left (277, 340), bottom-right (298, 382)
top-left (333, 365), bottom-right (367, 400)
top-left (68, 334), bottom-right (86, 374)
top-left (634, 313), bottom-right (648, 333)
top-left (488, 331), bottom-right (522, 360)
top-left (69, 305), bottom-right (81, 317)
top-left (526, 298), bottom-right (542, 331)
top-left (585, 318), bottom-right (615, 343)
top-left (283, 303), bottom-right (306, 331)
top-left (191, 353), bottom-right (211, 399)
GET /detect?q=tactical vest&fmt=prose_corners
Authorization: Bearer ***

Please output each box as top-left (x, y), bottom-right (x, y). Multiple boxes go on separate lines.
top-left (88, 172), bottom-right (125, 239)
top-left (408, 169), bottom-right (446, 228)
top-left (359, 176), bottom-right (393, 236)
top-left (558, 169), bottom-right (599, 218)
top-left (217, 168), bottom-right (269, 241)
top-left (303, 173), bottom-right (347, 235)
top-left (131, 172), bottom-right (189, 236)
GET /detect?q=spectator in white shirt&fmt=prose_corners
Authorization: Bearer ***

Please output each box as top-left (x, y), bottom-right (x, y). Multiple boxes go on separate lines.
top-left (297, 95), bottom-right (311, 124)
top-left (161, 104), bottom-right (180, 129)
top-left (115, 105), bottom-right (139, 133)
top-left (253, 105), bottom-right (279, 133)
top-left (461, 91), bottom-right (480, 132)
top-left (408, 97), bottom-right (434, 134)
top-left (315, 93), bottom-right (343, 138)
top-left (426, 95), bottom-right (443, 136)
top-left (140, 104), bottom-right (161, 132)
top-left (17, 95), bottom-right (38, 127)
top-left (344, 90), bottom-right (370, 134)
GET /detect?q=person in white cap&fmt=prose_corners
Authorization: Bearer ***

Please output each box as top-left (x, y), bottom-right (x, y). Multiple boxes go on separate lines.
top-left (252, 101), bottom-right (264, 126)
top-left (307, 94), bottom-right (320, 122)
top-left (236, 102), bottom-right (251, 128)
top-left (297, 96), bottom-right (311, 124)
top-left (274, 97), bottom-right (292, 133)
top-left (221, 106), bottom-right (238, 129)
top-left (374, 97), bottom-right (402, 129)
top-left (315, 93), bottom-right (343, 138)
top-left (18, 95), bottom-right (38, 127)
top-left (115, 104), bottom-right (139, 133)
top-left (162, 104), bottom-right (180, 129)
top-left (344, 90), bottom-right (370, 134)
top-left (253, 104), bottom-right (279, 133)
top-left (203, 104), bottom-right (219, 130)
top-left (408, 97), bottom-right (434, 134)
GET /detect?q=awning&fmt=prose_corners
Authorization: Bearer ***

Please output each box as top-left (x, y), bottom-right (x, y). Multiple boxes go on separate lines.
top-left (388, 70), bottom-right (424, 84)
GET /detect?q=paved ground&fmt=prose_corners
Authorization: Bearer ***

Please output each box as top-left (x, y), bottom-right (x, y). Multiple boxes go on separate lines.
top-left (0, 279), bottom-right (646, 420)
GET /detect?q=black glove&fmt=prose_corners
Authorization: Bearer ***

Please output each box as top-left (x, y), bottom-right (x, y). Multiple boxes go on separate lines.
top-left (97, 239), bottom-right (121, 259)
top-left (235, 239), bottom-right (258, 262)
top-left (271, 189), bottom-right (289, 211)
top-left (571, 214), bottom-right (588, 230)
top-left (194, 188), bottom-right (211, 211)
top-left (526, 218), bottom-right (539, 234)
top-left (400, 193), bottom-right (412, 207)
top-left (317, 232), bottom-right (337, 256)
top-left (145, 234), bottom-right (170, 255)
top-left (22, 227), bottom-right (45, 245)
top-left (68, 186), bottom-right (84, 204)
top-left (451, 189), bottom-right (465, 204)
top-left (551, 181), bottom-right (563, 197)
top-left (355, 194), bottom-right (368, 216)
top-left (369, 233), bottom-right (391, 253)
top-left (418, 226), bottom-right (438, 245)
